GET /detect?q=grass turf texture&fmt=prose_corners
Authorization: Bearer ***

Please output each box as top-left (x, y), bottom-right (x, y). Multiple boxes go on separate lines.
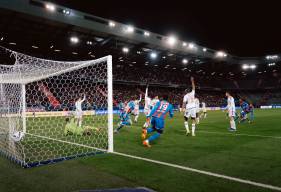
top-left (0, 109), bottom-right (281, 192)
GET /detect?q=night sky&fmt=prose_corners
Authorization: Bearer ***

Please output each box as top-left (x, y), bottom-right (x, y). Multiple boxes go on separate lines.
top-left (50, 0), bottom-right (281, 57)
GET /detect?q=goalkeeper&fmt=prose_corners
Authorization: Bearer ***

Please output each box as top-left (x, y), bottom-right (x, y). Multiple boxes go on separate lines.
top-left (64, 118), bottom-right (96, 136)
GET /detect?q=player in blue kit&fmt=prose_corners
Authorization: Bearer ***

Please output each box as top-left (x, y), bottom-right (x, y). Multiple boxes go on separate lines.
top-left (248, 103), bottom-right (255, 123)
top-left (239, 99), bottom-right (250, 123)
top-left (142, 95), bottom-right (174, 147)
top-left (114, 100), bottom-right (135, 133)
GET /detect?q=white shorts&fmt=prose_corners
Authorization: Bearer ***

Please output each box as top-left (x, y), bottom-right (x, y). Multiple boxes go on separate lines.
top-left (75, 111), bottom-right (83, 118)
top-left (228, 109), bottom-right (236, 117)
top-left (184, 108), bottom-right (196, 118)
top-left (144, 108), bottom-right (150, 116)
top-left (203, 108), bottom-right (207, 113)
top-left (133, 109), bottom-right (140, 115)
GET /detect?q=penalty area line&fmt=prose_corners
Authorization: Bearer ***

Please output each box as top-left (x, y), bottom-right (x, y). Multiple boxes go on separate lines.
top-left (113, 151), bottom-right (281, 191)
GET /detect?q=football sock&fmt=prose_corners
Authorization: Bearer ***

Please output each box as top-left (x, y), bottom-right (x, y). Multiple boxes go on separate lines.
top-left (230, 120), bottom-right (236, 130)
top-left (148, 133), bottom-right (161, 142)
top-left (184, 121), bottom-right (189, 133)
top-left (192, 123), bottom-right (196, 134)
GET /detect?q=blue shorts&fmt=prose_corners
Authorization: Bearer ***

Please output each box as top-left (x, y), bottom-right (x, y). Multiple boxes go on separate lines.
top-left (151, 117), bottom-right (164, 133)
top-left (120, 120), bottom-right (131, 126)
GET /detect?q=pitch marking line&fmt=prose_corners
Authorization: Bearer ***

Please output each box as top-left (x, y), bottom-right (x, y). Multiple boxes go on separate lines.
top-left (113, 151), bottom-right (281, 191)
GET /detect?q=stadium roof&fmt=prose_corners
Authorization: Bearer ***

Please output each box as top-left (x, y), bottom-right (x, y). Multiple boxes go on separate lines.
top-left (0, 0), bottom-right (280, 66)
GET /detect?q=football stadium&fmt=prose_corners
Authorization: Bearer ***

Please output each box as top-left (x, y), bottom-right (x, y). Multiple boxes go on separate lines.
top-left (0, 1), bottom-right (281, 192)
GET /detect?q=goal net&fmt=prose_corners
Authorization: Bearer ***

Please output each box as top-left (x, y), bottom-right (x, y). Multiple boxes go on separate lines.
top-left (0, 46), bottom-right (113, 167)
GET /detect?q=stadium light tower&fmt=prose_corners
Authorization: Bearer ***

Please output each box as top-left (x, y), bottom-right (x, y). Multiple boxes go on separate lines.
top-left (70, 36), bottom-right (79, 44)
top-left (45, 3), bottom-right (56, 12)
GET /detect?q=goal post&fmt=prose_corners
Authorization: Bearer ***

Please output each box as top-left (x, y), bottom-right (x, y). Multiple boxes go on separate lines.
top-left (0, 46), bottom-right (114, 167)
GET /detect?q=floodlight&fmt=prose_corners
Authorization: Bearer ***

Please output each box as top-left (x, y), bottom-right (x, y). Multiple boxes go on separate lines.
top-left (62, 9), bottom-right (70, 15)
top-left (150, 52), bottom-right (157, 59)
top-left (203, 48), bottom-right (207, 52)
top-left (125, 25), bottom-right (135, 33)
top-left (70, 36), bottom-right (79, 44)
top-left (167, 36), bottom-right (177, 46)
top-left (144, 31), bottom-right (150, 36)
top-left (45, 3), bottom-right (56, 12)
top-left (182, 59), bottom-right (188, 64)
top-left (188, 43), bottom-right (195, 49)
top-left (122, 47), bottom-right (129, 53)
top-left (109, 21), bottom-right (116, 27)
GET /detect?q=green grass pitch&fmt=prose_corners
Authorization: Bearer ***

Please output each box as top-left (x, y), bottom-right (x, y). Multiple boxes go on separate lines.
top-left (0, 109), bottom-right (281, 192)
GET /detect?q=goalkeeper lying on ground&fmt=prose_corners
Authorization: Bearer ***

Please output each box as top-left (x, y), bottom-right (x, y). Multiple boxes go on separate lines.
top-left (64, 118), bottom-right (99, 136)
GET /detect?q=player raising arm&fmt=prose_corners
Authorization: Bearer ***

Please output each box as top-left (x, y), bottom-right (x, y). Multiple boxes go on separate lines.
top-left (225, 92), bottom-right (236, 131)
top-left (133, 94), bottom-right (142, 123)
top-left (143, 86), bottom-right (151, 116)
top-left (182, 77), bottom-right (197, 136)
top-left (75, 94), bottom-right (86, 127)
top-left (142, 95), bottom-right (173, 147)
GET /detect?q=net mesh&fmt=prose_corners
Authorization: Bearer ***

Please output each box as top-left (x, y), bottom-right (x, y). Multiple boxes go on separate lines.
top-left (0, 46), bottom-right (112, 167)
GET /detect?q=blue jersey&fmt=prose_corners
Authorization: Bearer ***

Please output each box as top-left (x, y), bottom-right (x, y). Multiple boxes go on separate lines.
top-left (241, 101), bottom-right (249, 112)
top-left (125, 101), bottom-right (135, 113)
top-left (120, 111), bottom-right (130, 121)
top-left (118, 102), bottom-right (125, 111)
top-left (148, 100), bottom-right (173, 119)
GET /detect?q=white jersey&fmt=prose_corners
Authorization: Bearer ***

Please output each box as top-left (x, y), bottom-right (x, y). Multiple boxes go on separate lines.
top-left (134, 96), bottom-right (142, 110)
top-left (150, 98), bottom-right (159, 109)
top-left (202, 102), bottom-right (206, 109)
top-left (195, 98), bottom-right (200, 113)
top-left (144, 97), bottom-right (151, 110)
top-left (75, 96), bottom-right (85, 112)
top-left (183, 90), bottom-right (195, 109)
top-left (227, 96), bottom-right (236, 111)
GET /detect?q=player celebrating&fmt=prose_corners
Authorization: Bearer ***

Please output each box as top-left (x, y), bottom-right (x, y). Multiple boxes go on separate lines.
top-left (75, 94), bottom-right (86, 127)
top-left (144, 86), bottom-right (151, 116)
top-left (201, 102), bottom-right (207, 118)
top-left (133, 95), bottom-right (142, 123)
top-left (195, 97), bottom-right (200, 124)
top-left (182, 77), bottom-right (196, 136)
top-left (225, 92), bottom-right (236, 131)
top-left (142, 95), bottom-right (173, 147)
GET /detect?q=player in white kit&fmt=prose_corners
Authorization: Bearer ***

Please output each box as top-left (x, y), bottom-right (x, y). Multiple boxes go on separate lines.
top-left (144, 86), bottom-right (151, 116)
top-left (75, 95), bottom-right (86, 127)
top-left (133, 95), bottom-right (142, 123)
top-left (182, 77), bottom-right (196, 136)
top-left (143, 86), bottom-right (159, 128)
top-left (225, 92), bottom-right (236, 131)
top-left (195, 97), bottom-right (200, 124)
top-left (201, 102), bottom-right (207, 118)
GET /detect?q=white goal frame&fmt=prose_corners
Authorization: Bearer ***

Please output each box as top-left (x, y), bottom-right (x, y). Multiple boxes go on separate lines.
top-left (0, 46), bottom-right (113, 167)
